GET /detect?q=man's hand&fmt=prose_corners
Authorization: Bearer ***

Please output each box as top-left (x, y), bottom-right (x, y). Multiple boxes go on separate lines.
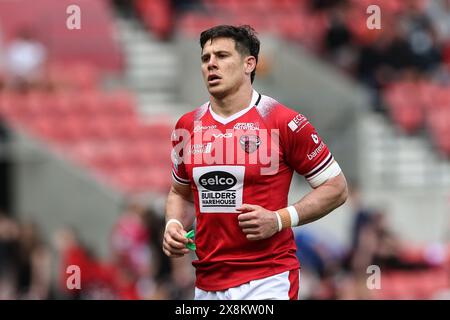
top-left (237, 204), bottom-right (279, 241)
top-left (162, 222), bottom-right (193, 258)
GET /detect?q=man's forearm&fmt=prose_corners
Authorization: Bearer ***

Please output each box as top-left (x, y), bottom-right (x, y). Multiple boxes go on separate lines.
top-left (292, 173), bottom-right (348, 226)
top-left (165, 187), bottom-right (196, 229)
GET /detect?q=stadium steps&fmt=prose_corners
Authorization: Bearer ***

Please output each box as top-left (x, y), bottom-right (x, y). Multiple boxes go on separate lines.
top-left (359, 113), bottom-right (450, 189)
top-left (115, 17), bottom-right (188, 118)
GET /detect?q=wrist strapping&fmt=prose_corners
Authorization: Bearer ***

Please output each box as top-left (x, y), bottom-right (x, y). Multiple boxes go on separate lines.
top-left (165, 218), bottom-right (184, 232)
top-left (276, 206), bottom-right (299, 230)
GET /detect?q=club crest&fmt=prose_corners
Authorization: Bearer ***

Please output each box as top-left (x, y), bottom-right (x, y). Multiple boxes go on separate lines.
top-left (239, 135), bottom-right (261, 153)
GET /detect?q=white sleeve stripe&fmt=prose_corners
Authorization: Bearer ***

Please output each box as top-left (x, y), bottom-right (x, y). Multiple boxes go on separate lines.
top-left (306, 156), bottom-right (334, 181)
top-left (172, 169), bottom-right (190, 185)
top-left (304, 153), bottom-right (332, 177)
top-left (307, 161), bottom-right (342, 188)
top-left (305, 156), bottom-right (334, 181)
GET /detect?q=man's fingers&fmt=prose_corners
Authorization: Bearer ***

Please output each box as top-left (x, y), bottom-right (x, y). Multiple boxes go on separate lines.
top-left (241, 227), bottom-right (259, 235)
top-left (163, 242), bottom-right (189, 256)
top-left (246, 234), bottom-right (261, 241)
top-left (164, 232), bottom-right (189, 249)
top-left (237, 212), bottom-right (257, 222)
top-left (167, 229), bottom-right (189, 244)
top-left (166, 236), bottom-right (188, 250)
top-left (238, 220), bottom-right (258, 228)
top-left (163, 248), bottom-right (184, 258)
top-left (236, 204), bottom-right (259, 212)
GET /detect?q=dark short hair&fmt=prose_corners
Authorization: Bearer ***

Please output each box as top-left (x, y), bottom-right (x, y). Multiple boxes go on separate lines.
top-left (200, 25), bottom-right (260, 83)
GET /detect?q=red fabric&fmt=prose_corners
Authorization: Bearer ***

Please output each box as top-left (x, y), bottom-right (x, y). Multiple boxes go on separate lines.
top-left (171, 93), bottom-right (336, 291)
top-left (288, 269), bottom-right (300, 300)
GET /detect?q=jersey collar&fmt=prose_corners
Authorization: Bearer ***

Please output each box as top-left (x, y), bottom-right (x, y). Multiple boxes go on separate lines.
top-left (208, 89), bottom-right (261, 125)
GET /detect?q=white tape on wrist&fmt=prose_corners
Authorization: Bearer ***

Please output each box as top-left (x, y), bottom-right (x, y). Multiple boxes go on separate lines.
top-left (287, 206), bottom-right (299, 227)
top-left (277, 205), bottom-right (300, 230)
top-left (165, 218), bottom-right (184, 232)
top-left (275, 212), bottom-right (282, 232)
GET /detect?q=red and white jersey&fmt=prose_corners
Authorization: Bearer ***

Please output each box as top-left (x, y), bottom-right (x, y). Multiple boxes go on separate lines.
top-left (171, 90), bottom-right (341, 291)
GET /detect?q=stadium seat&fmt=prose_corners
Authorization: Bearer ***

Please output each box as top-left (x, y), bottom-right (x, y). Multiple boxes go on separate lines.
top-left (0, 0), bottom-right (123, 72)
top-left (135, 0), bottom-right (173, 40)
top-left (384, 81), bottom-right (425, 134)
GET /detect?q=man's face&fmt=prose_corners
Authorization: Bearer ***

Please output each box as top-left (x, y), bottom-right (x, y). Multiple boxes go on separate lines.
top-left (201, 37), bottom-right (254, 98)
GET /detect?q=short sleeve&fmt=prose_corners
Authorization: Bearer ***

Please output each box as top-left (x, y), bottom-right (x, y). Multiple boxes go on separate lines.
top-left (282, 113), bottom-right (341, 188)
top-left (171, 118), bottom-right (190, 185)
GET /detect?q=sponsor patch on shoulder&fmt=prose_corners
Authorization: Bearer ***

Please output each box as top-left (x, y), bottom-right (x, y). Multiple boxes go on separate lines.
top-left (288, 114), bottom-right (308, 132)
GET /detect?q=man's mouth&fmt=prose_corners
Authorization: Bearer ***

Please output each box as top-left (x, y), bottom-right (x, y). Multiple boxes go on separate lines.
top-left (208, 74), bottom-right (221, 85)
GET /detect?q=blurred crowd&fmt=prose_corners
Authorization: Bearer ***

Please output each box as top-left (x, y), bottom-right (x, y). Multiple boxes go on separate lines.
top-left (295, 185), bottom-right (450, 299)
top-left (0, 200), bottom-right (195, 300)
top-left (318, 0), bottom-right (450, 112)
top-left (2, 186), bottom-right (449, 300)
top-left (1, 0), bottom-right (450, 300)
top-left (0, 28), bottom-right (47, 93)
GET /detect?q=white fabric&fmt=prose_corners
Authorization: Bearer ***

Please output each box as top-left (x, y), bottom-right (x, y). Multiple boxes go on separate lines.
top-left (275, 212), bottom-right (282, 232)
top-left (194, 270), bottom-right (294, 300)
top-left (165, 219), bottom-right (184, 232)
top-left (287, 206), bottom-right (299, 227)
top-left (307, 160), bottom-right (342, 188)
top-left (6, 39), bottom-right (46, 77)
top-left (209, 90), bottom-right (259, 125)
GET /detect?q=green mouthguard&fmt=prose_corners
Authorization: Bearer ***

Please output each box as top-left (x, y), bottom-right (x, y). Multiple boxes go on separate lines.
top-left (185, 229), bottom-right (196, 250)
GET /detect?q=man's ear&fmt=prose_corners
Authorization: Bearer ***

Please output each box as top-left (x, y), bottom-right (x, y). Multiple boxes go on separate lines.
top-left (244, 56), bottom-right (257, 75)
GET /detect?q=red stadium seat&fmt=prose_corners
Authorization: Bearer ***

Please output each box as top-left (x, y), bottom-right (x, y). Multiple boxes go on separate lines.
top-left (384, 81), bottom-right (426, 134)
top-left (0, 0), bottom-right (123, 72)
top-left (136, 0), bottom-right (173, 40)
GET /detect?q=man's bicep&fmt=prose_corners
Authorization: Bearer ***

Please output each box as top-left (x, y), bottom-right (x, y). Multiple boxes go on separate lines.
top-left (171, 181), bottom-right (194, 203)
top-left (316, 171), bottom-right (347, 190)
top-left (282, 116), bottom-right (339, 187)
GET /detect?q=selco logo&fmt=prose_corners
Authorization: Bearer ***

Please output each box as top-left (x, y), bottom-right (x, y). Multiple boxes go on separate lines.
top-left (199, 171), bottom-right (237, 191)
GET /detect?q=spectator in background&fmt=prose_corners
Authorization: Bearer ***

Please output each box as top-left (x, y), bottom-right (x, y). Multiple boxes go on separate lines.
top-left (0, 214), bottom-right (53, 299)
top-left (0, 213), bottom-right (20, 299)
top-left (323, 1), bottom-right (358, 74)
top-left (53, 225), bottom-right (121, 299)
top-left (15, 221), bottom-right (52, 299)
top-left (111, 201), bottom-right (153, 280)
top-left (401, 1), bottom-right (442, 73)
top-left (426, 0), bottom-right (450, 73)
top-left (346, 186), bottom-right (434, 277)
top-left (294, 226), bottom-right (346, 299)
top-left (0, 26), bottom-right (5, 91)
top-left (4, 29), bottom-right (47, 91)
top-left (110, 200), bottom-right (169, 299)
top-left (172, 0), bottom-right (203, 13)
top-left (427, 0), bottom-right (450, 44)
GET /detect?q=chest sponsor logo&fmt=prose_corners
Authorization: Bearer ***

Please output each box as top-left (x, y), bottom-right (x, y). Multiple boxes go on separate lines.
top-left (212, 133), bottom-right (233, 139)
top-left (188, 143), bottom-right (212, 154)
top-left (233, 122), bottom-right (260, 130)
top-left (193, 124), bottom-right (217, 133)
top-left (172, 123), bottom-right (281, 175)
top-left (193, 166), bottom-right (245, 213)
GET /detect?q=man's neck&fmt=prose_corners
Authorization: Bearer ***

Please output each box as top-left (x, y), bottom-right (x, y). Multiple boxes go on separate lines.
top-left (210, 85), bottom-right (254, 118)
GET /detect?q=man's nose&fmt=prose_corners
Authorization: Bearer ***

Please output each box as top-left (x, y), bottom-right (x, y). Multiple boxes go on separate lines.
top-left (207, 56), bottom-right (217, 69)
